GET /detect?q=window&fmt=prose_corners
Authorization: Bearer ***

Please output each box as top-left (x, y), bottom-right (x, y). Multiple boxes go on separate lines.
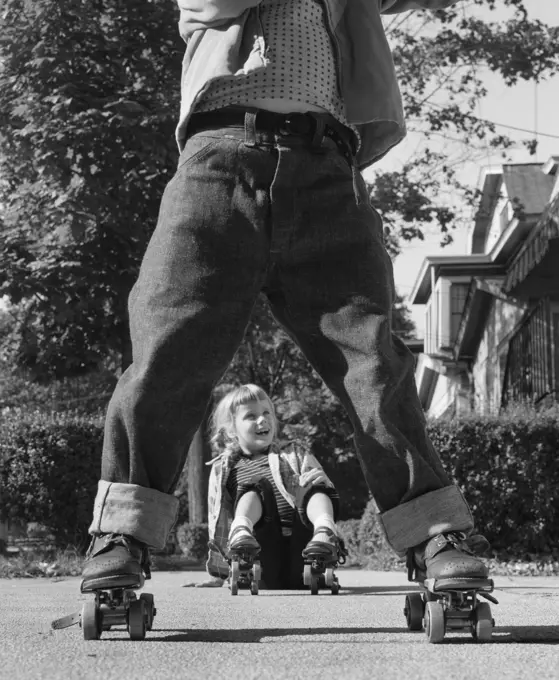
top-left (450, 283), bottom-right (470, 346)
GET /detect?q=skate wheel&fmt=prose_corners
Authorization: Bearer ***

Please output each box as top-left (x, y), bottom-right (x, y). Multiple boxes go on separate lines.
top-left (81, 601), bottom-right (101, 641)
top-left (324, 568), bottom-right (334, 587)
top-left (310, 576), bottom-right (319, 595)
top-left (128, 598), bottom-right (146, 640)
top-left (250, 580), bottom-right (259, 595)
top-left (303, 564), bottom-right (312, 587)
top-left (252, 562), bottom-right (261, 583)
top-left (230, 561), bottom-right (240, 596)
top-left (425, 601), bottom-right (445, 643)
top-left (140, 593), bottom-right (155, 631)
top-left (472, 602), bottom-right (493, 642)
top-left (404, 593), bottom-right (424, 631)
top-left (331, 579), bottom-right (339, 595)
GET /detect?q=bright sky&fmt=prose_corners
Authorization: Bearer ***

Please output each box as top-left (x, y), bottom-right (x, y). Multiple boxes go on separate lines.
top-left (368, 0), bottom-right (559, 337)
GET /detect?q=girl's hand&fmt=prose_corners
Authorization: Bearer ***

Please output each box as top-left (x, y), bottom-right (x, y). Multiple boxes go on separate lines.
top-left (299, 467), bottom-right (329, 487)
top-left (182, 577), bottom-right (225, 588)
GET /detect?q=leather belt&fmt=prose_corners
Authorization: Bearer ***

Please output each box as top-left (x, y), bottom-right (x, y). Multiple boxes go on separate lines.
top-left (187, 106), bottom-right (356, 157)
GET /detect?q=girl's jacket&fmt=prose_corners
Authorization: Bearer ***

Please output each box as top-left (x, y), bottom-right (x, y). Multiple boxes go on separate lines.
top-left (175, 0), bottom-right (459, 170)
top-left (205, 445), bottom-right (335, 579)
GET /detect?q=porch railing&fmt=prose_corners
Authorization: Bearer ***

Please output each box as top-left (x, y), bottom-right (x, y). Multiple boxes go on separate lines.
top-left (501, 298), bottom-right (553, 407)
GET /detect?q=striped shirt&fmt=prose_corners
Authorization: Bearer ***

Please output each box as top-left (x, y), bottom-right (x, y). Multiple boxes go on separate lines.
top-left (226, 454), bottom-right (295, 528)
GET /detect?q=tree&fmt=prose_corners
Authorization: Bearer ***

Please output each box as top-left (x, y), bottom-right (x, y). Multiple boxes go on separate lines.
top-left (371, 1), bottom-right (559, 256)
top-left (0, 0), bottom-right (183, 378)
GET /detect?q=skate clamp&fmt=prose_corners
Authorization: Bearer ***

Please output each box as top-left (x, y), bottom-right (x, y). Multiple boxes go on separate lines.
top-left (404, 578), bottom-right (498, 643)
top-left (51, 588), bottom-right (156, 641)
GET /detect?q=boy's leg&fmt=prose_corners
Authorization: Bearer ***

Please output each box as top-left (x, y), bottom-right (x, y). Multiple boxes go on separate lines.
top-left (82, 132), bottom-right (277, 588)
top-left (266, 137), bottom-right (487, 580)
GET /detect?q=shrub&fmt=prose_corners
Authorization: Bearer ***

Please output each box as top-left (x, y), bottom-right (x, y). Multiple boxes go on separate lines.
top-left (428, 411), bottom-right (559, 557)
top-left (336, 518), bottom-right (361, 564)
top-left (0, 411), bottom-right (102, 551)
top-left (357, 498), bottom-right (392, 557)
top-left (175, 523), bottom-right (209, 561)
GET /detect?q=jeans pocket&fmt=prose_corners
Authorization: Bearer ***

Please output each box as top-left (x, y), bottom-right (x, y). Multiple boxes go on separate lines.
top-left (177, 135), bottom-right (220, 171)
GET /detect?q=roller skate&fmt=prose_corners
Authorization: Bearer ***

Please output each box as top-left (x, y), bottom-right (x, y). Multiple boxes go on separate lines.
top-left (302, 527), bottom-right (347, 595)
top-left (51, 534), bottom-right (156, 641)
top-left (403, 532), bottom-right (498, 644)
top-left (210, 525), bottom-right (262, 596)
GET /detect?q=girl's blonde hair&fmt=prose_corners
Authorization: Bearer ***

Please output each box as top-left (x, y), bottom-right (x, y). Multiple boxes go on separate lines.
top-left (209, 384), bottom-right (277, 456)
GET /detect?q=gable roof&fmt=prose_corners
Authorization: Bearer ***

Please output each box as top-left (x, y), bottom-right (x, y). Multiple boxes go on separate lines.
top-left (470, 163), bottom-right (555, 254)
top-left (502, 164), bottom-right (555, 217)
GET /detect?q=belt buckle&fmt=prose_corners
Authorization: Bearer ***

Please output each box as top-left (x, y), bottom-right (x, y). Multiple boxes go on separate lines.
top-left (280, 113), bottom-right (311, 137)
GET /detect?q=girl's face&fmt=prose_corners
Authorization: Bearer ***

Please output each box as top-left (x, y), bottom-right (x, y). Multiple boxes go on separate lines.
top-left (232, 398), bottom-right (275, 455)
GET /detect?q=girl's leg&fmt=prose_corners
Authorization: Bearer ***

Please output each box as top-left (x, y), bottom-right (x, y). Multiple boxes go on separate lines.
top-left (299, 487), bottom-right (343, 564)
top-left (228, 491), bottom-right (263, 551)
top-left (232, 477), bottom-right (286, 589)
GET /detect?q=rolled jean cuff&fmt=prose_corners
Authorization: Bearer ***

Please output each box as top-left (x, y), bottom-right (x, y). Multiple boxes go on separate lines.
top-left (88, 480), bottom-right (179, 550)
top-left (378, 485), bottom-right (474, 554)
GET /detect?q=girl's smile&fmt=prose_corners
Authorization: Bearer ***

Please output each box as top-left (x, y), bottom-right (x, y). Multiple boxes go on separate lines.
top-left (233, 398), bottom-right (275, 455)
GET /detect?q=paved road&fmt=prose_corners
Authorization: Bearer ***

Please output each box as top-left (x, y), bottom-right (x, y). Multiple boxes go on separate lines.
top-left (1, 569), bottom-right (558, 679)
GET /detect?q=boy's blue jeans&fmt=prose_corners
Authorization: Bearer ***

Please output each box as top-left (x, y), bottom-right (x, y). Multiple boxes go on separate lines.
top-left (89, 116), bottom-right (473, 551)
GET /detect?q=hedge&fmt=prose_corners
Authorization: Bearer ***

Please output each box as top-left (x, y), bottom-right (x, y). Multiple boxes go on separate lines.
top-left (2, 408), bottom-right (559, 558)
top-left (428, 412), bottom-right (559, 556)
top-left (0, 411), bottom-right (103, 551)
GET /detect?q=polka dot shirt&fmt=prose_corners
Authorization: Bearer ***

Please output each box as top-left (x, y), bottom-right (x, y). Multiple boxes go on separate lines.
top-left (195, 0), bottom-right (348, 126)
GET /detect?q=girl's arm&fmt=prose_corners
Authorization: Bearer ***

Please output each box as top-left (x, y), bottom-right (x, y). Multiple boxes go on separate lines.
top-left (297, 451), bottom-right (336, 489)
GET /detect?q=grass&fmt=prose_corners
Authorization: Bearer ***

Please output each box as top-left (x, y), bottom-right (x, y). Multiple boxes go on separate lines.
top-left (0, 546), bottom-right (204, 579)
top-left (2, 544), bottom-right (559, 579)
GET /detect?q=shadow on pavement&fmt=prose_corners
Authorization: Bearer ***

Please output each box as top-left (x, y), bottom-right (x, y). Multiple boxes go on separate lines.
top-left (144, 624), bottom-right (559, 644)
top-left (145, 626), bottom-right (406, 642)
top-left (261, 585), bottom-right (418, 596)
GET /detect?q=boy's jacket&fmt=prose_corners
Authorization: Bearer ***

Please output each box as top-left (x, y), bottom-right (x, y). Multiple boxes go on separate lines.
top-left (205, 445), bottom-right (334, 578)
top-left (176, 0), bottom-right (459, 169)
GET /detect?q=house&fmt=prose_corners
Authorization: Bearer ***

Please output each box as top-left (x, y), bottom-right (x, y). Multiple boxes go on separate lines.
top-left (410, 157), bottom-right (559, 418)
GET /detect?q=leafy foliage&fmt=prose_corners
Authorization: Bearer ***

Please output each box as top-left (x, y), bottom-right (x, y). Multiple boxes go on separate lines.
top-left (0, 0), bottom-right (183, 378)
top-left (0, 412), bottom-right (103, 550)
top-left (175, 523), bottom-right (209, 561)
top-left (429, 411), bottom-right (559, 555)
top-left (374, 1), bottom-right (559, 255)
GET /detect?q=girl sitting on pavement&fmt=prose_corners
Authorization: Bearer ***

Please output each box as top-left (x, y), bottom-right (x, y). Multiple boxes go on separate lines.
top-left (195, 383), bottom-right (344, 589)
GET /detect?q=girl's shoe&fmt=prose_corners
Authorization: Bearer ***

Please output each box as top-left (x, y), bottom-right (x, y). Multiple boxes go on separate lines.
top-left (302, 526), bottom-right (341, 562)
top-left (227, 526), bottom-right (261, 555)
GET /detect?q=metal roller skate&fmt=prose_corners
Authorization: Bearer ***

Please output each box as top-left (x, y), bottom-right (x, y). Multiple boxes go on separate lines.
top-left (208, 539), bottom-right (262, 596)
top-left (51, 534), bottom-right (156, 641)
top-left (403, 533), bottom-right (498, 643)
top-left (302, 528), bottom-right (347, 595)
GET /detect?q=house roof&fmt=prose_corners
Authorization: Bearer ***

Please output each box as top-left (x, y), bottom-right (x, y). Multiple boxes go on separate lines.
top-left (504, 192), bottom-right (559, 294)
top-left (411, 160), bottom-right (557, 304)
top-left (410, 255), bottom-right (498, 304)
top-left (502, 164), bottom-right (555, 217)
top-left (469, 163), bottom-right (554, 255)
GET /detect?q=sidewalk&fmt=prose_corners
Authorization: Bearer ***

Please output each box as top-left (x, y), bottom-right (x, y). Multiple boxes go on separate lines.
top-left (1, 569), bottom-right (558, 679)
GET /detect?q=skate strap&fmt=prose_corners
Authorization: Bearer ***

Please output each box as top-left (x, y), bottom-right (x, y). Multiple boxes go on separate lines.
top-left (51, 611), bottom-right (80, 630)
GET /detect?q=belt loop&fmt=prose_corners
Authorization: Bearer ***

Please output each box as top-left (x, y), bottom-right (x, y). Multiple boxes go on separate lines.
top-left (311, 116), bottom-right (326, 148)
top-left (244, 111), bottom-right (257, 147)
